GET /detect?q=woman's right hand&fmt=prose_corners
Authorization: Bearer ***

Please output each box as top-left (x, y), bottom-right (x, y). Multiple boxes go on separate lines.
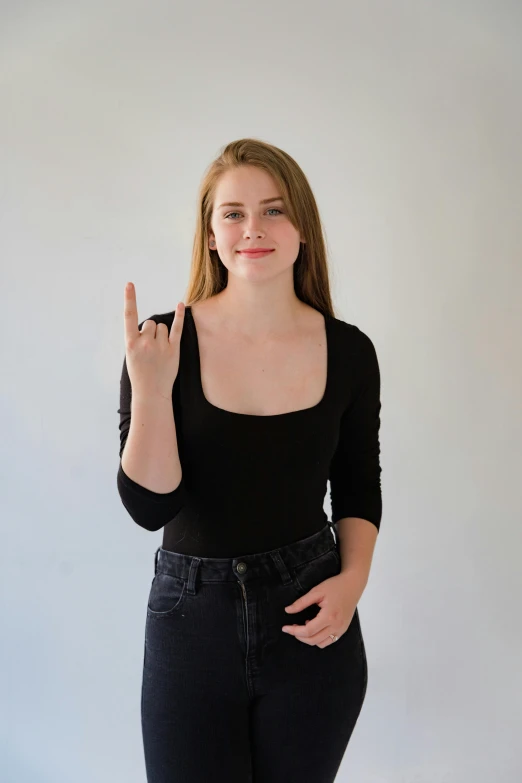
top-left (124, 282), bottom-right (185, 400)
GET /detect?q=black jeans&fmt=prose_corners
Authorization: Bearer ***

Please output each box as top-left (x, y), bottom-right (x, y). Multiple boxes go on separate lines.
top-left (141, 522), bottom-right (368, 782)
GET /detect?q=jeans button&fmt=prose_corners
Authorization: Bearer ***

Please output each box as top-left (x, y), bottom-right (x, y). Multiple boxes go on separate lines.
top-left (236, 562), bottom-right (248, 574)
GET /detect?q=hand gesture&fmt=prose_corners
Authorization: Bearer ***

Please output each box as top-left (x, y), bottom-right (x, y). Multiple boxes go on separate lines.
top-left (282, 570), bottom-right (366, 648)
top-left (123, 282), bottom-right (185, 400)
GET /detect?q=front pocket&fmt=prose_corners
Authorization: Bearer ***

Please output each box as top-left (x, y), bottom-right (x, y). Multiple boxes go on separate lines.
top-left (292, 547), bottom-right (341, 595)
top-left (147, 572), bottom-right (187, 616)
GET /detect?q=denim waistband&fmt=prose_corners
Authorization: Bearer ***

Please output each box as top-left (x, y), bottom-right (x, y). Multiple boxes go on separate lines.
top-left (153, 520), bottom-right (338, 592)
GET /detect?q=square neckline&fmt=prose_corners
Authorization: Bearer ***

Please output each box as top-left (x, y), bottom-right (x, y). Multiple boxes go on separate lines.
top-left (185, 305), bottom-right (332, 419)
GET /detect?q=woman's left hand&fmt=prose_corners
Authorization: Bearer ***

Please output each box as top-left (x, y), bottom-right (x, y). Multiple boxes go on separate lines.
top-left (282, 569), bottom-right (367, 648)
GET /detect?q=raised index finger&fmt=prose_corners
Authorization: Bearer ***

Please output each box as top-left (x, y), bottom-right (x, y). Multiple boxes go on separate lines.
top-left (123, 282), bottom-right (139, 342)
top-left (169, 302), bottom-right (186, 344)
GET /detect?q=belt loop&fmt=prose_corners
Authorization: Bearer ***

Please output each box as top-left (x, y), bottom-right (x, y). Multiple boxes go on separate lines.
top-left (154, 546), bottom-right (160, 575)
top-left (270, 550), bottom-right (293, 586)
top-left (186, 557), bottom-right (200, 595)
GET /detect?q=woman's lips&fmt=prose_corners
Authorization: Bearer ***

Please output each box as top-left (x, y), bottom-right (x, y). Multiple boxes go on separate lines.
top-left (238, 250), bottom-right (275, 258)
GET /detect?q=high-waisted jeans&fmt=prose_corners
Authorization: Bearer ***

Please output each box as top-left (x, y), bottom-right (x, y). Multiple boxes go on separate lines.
top-left (141, 521), bottom-right (368, 782)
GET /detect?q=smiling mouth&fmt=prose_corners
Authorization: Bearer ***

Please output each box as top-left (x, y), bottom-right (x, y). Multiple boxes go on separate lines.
top-left (238, 250), bottom-right (275, 258)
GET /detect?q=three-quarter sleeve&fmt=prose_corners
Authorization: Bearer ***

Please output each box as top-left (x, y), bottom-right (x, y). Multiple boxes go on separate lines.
top-left (116, 320), bottom-right (187, 532)
top-left (328, 327), bottom-right (382, 531)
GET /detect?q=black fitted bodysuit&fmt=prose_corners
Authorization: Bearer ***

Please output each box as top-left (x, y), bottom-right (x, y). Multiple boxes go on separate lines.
top-left (117, 306), bottom-right (382, 557)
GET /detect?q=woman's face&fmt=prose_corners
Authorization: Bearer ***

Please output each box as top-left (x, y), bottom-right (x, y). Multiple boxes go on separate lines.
top-left (209, 166), bottom-right (304, 281)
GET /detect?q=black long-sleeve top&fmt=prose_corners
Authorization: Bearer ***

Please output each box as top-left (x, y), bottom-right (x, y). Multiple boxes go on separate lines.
top-left (117, 306), bottom-right (382, 557)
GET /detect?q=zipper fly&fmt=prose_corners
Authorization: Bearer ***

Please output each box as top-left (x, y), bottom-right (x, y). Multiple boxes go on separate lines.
top-left (237, 579), bottom-right (253, 694)
top-left (238, 580), bottom-right (250, 656)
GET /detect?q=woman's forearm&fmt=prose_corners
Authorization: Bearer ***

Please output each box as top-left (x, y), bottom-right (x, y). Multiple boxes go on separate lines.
top-left (337, 516), bottom-right (378, 586)
top-left (120, 393), bottom-right (182, 493)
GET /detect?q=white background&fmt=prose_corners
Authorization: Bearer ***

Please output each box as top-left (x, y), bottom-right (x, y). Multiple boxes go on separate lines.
top-left (1, 1), bottom-right (521, 781)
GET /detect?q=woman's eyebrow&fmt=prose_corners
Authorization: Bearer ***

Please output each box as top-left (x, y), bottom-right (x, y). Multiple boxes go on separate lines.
top-left (217, 197), bottom-right (284, 209)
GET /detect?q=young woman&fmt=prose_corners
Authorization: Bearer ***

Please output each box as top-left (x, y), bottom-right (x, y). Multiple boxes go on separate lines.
top-left (117, 138), bottom-right (382, 783)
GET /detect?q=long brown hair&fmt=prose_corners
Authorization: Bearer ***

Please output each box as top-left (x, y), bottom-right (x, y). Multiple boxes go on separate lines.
top-left (184, 138), bottom-right (337, 318)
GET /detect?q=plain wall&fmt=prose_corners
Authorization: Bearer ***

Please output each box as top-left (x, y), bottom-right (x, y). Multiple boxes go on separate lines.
top-left (1, 1), bottom-right (521, 781)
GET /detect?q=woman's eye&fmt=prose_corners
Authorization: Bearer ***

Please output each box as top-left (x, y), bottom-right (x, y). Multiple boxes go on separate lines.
top-left (224, 209), bottom-right (283, 220)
